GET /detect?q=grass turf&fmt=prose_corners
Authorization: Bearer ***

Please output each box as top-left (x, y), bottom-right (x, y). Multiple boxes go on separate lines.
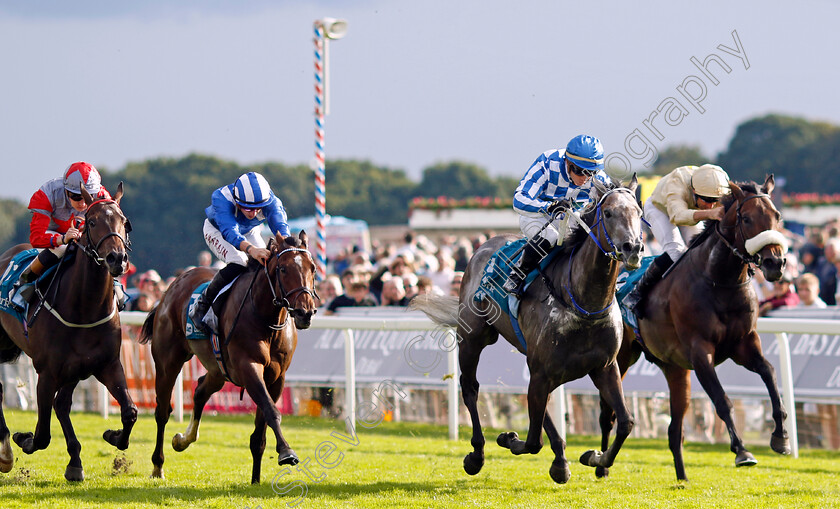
top-left (1, 409), bottom-right (839, 508)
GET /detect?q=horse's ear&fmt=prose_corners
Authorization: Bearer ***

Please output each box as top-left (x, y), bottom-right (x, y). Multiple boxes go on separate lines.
top-left (729, 180), bottom-right (745, 202)
top-left (590, 179), bottom-right (607, 200)
top-left (762, 174), bottom-right (775, 196)
top-left (625, 173), bottom-right (639, 194)
top-left (113, 182), bottom-right (124, 205)
top-left (298, 230), bottom-right (308, 248)
top-left (81, 186), bottom-right (94, 206)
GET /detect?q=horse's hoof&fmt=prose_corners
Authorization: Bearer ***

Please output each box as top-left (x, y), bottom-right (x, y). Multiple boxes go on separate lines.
top-left (103, 430), bottom-right (128, 450)
top-left (463, 452), bottom-right (484, 475)
top-left (549, 459), bottom-right (571, 484)
top-left (771, 434), bottom-right (791, 455)
top-left (278, 450), bottom-right (299, 466)
top-left (151, 466), bottom-right (164, 479)
top-left (65, 465), bottom-right (85, 482)
top-left (735, 451), bottom-right (757, 467)
top-left (596, 466), bottom-right (609, 479)
top-left (496, 431), bottom-right (518, 449)
top-left (579, 449), bottom-right (601, 467)
top-left (12, 432), bottom-right (34, 454)
top-left (0, 460), bottom-right (12, 474)
top-left (172, 433), bottom-right (191, 452)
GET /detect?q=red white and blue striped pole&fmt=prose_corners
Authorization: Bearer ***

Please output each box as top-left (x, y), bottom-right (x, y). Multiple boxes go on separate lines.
top-left (313, 22), bottom-right (327, 280)
top-left (312, 18), bottom-right (348, 280)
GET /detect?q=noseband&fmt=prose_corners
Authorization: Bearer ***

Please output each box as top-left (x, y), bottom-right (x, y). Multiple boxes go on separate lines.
top-left (263, 248), bottom-right (320, 316)
top-left (81, 200), bottom-right (132, 266)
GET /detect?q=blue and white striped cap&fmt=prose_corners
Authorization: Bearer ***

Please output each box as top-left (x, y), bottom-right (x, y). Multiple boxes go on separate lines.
top-left (233, 172), bottom-right (273, 208)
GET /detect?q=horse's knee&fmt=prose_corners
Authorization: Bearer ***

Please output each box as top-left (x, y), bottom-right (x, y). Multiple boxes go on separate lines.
top-left (122, 403), bottom-right (138, 424)
top-left (616, 416), bottom-right (635, 437)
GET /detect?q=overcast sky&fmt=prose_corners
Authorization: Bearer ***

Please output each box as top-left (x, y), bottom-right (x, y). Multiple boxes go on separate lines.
top-left (2, 0), bottom-right (839, 202)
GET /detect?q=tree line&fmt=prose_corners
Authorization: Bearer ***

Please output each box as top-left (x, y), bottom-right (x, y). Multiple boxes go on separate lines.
top-left (1, 113), bottom-right (837, 276)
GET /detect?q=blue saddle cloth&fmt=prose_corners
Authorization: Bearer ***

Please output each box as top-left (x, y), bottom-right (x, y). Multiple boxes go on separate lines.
top-left (616, 255), bottom-right (655, 330)
top-left (185, 282), bottom-right (211, 340)
top-left (0, 249), bottom-right (40, 322)
top-left (474, 238), bottom-right (562, 316)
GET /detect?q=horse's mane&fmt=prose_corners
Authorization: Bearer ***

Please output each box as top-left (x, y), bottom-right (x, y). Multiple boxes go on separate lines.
top-left (556, 182), bottom-right (619, 257)
top-left (687, 180), bottom-right (761, 250)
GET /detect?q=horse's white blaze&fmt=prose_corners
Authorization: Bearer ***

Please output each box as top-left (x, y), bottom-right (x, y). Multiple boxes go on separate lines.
top-left (745, 229), bottom-right (788, 256)
top-left (294, 255), bottom-right (303, 269)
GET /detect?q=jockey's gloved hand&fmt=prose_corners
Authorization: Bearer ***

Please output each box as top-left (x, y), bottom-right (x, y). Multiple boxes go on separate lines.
top-left (545, 199), bottom-right (572, 217)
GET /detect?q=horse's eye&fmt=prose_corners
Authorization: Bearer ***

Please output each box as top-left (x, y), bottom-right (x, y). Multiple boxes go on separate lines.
top-left (604, 209), bottom-right (613, 219)
top-left (279, 266), bottom-right (287, 274)
top-left (743, 216), bottom-right (751, 225)
top-left (87, 220), bottom-right (96, 228)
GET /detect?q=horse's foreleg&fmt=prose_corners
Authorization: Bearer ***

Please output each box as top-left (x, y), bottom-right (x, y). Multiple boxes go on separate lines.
top-left (53, 382), bottom-right (85, 481)
top-left (13, 373), bottom-right (57, 454)
top-left (173, 373), bottom-right (225, 452)
top-left (250, 377), bottom-right (284, 484)
top-left (239, 364), bottom-right (297, 466)
top-left (0, 381), bottom-right (13, 473)
top-left (542, 411), bottom-right (570, 484)
top-left (499, 371), bottom-right (547, 456)
top-left (663, 366), bottom-right (691, 481)
top-left (95, 359), bottom-right (138, 451)
top-left (580, 363), bottom-right (634, 472)
top-left (691, 348), bottom-right (756, 469)
top-left (736, 332), bottom-right (790, 455)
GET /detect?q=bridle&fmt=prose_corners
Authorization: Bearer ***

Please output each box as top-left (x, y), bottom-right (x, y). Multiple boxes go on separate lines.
top-left (715, 192), bottom-right (773, 267)
top-left (263, 247), bottom-right (320, 316)
top-left (543, 186), bottom-right (642, 318)
top-left (80, 199), bottom-right (132, 266)
top-left (568, 187), bottom-right (642, 262)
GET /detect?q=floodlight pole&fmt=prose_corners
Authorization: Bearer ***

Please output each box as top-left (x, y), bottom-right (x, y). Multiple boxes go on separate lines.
top-left (313, 18), bottom-right (347, 280)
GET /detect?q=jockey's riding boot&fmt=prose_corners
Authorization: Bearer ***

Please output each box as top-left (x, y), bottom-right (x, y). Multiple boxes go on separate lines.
top-left (626, 252), bottom-right (674, 318)
top-left (190, 263), bottom-right (246, 334)
top-left (502, 237), bottom-right (554, 298)
top-left (15, 250), bottom-right (59, 303)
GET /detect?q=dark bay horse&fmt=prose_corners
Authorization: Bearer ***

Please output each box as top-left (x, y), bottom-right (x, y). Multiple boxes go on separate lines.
top-left (139, 231), bottom-right (318, 484)
top-left (412, 177), bottom-right (644, 484)
top-left (599, 175), bottom-right (790, 481)
top-left (0, 184), bottom-right (135, 481)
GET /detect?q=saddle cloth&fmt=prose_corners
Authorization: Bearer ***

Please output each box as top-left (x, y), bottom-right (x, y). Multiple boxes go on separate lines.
top-left (0, 249), bottom-right (52, 322)
top-left (473, 238), bottom-right (562, 319)
top-left (616, 255), bottom-right (655, 330)
top-left (185, 273), bottom-right (243, 340)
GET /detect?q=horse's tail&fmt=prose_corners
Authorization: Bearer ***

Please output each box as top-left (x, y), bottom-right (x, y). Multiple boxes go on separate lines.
top-left (137, 306), bottom-right (158, 345)
top-left (409, 294), bottom-right (460, 327)
top-left (0, 326), bottom-right (23, 364)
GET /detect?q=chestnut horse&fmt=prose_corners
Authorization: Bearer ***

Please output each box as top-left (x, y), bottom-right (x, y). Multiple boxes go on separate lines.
top-left (412, 177), bottom-right (644, 484)
top-left (598, 175), bottom-right (790, 481)
top-left (0, 184), bottom-right (135, 481)
top-left (139, 231), bottom-right (318, 484)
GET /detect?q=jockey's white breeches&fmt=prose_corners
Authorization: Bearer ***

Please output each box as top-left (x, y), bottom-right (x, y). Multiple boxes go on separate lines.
top-left (518, 212), bottom-right (572, 247)
top-left (203, 219), bottom-right (266, 266)
top-left (644, 200), bottom-right (703, 261)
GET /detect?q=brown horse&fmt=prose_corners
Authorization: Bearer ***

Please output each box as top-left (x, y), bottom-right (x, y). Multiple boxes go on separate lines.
top-left (0, 184), bottom-right (135, 482)
top-left (412, 177), bottom-right (644, 484)
top-left (598, 175), bottom-right (790, 481)
top-left (139, 231), bottom-right (318, 484)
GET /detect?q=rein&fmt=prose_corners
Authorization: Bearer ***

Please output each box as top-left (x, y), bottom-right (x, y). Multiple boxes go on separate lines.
top-left (80, 200), bottom-right (132, 266)
top-left (264, 248), bottom-right (320, 319)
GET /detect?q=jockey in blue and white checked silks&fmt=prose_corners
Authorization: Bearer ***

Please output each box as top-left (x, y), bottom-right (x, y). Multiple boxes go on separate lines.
top-left (503, 135), bottom-right (609, 297)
